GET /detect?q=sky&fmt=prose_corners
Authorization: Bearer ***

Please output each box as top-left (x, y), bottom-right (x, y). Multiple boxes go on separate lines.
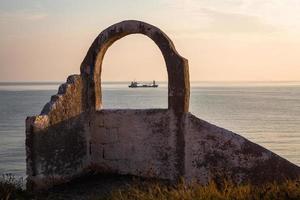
top-left (1, 0), bottom-right (300, 82)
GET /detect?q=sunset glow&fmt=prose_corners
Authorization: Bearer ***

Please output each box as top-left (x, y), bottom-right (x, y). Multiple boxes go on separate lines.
top-left (1, 0), bottom-right (300, 81)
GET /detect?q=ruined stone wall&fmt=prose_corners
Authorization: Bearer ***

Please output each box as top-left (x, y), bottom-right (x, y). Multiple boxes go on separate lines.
top-left (26, 20), bottom-right (300, 190)
top-left (88, 110), bottom-right (300, 185)
top-left (26, 75), bottom-right (90, 189)
top-left (184, 113), bottom-right (300, 184)
top-left (90, 109), bottom-right (178, 180)
top-left (25, 20), bottom-right (191, 190)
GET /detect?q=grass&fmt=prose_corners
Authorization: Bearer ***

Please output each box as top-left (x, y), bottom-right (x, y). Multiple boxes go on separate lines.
top-left (1, 175), bottom-right (300, 200)
top-left (107, 179), bottom-right (300, 200)
top-left (0, 174), bottom-right (30, 200)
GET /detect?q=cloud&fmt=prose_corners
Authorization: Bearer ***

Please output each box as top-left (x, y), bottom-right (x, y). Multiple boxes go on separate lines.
top-left (0, 10), bottom-right (47, 24)
top-left (199, 8), bottom-right (279, 34)
top-left (163, 8), bottom-right (280, 38)
top-left (156, 0), bottom-right (281, 38)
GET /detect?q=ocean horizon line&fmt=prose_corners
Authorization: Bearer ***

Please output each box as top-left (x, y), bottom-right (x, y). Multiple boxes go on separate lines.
top-left (2, 80), bottom-right (300, 85)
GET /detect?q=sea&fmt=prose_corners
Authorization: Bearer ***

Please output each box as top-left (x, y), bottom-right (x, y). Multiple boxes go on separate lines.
top-left (1, 81), bottom-right (300, 178)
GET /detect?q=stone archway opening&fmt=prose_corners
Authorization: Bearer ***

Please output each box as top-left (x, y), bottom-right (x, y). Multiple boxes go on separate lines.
top-left (101, 34), bottom-right (168, 109)
top-left (81, 20), bottom-right (190, 113)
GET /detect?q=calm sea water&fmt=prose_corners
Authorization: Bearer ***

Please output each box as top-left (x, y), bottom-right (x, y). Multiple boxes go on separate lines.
top-left (1, 82), bottom-right (300, 177)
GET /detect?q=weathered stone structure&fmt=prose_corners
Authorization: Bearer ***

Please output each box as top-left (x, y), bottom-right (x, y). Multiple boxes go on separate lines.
top-left (26, 20), bottom-right (300, 190)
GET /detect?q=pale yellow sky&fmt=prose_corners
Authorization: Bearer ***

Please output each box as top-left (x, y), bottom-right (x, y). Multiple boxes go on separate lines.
top-left (1, 0), bottom-right (300, 82)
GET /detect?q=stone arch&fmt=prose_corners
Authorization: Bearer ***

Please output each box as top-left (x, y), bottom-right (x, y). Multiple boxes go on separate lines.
top-left (80, 20), bottom-right (190, 113)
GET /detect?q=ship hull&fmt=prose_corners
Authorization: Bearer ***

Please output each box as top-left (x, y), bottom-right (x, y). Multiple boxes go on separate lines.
top-left (129, 85), bottom-right (158, 88)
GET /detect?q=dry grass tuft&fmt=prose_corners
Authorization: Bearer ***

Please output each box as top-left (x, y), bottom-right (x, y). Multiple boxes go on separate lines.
top-left (107, 179), bottom-right (300, 200)
top-left (0, 174), bottom-right (29, 200)
top-left (1, 175), bottom-right (300, 200)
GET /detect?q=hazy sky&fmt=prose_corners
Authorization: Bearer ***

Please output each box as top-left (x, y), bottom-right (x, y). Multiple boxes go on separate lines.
top-left (1, 0), bottom-right (300, 82)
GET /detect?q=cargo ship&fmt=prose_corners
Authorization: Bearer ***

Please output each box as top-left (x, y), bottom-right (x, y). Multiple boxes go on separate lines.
top-left (128, 80), bottom-right (158, 88)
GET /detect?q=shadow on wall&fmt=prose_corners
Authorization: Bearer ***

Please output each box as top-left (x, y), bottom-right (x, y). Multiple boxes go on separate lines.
top-left (26, 113), bottom-right (88, 190)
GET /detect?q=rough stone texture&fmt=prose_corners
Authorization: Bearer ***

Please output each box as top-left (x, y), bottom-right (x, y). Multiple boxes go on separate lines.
top-left (26, 75), bottom-right (89, 190)
top-left (26, 20), bottom-right (300, 190)
top-left (184, 114), bottom-right (300, 184)
top-left (90, 109), bottom-right (177, 180)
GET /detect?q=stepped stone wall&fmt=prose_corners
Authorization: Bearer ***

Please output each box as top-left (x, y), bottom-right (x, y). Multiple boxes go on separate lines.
top-left (26, 20), bottom-right (300, 190)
